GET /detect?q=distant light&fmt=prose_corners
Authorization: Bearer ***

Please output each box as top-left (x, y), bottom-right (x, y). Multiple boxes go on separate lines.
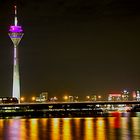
top-left (20, 97), bottom-right (25, 102)
top-left (123, 90), bottom-right (128, 93)
top-left (133, 94), bottom-right (136, 98)
top-left (32, 96), bottom-right (36, 101)
top-left (98, 96), bottom-right (101, 99)
top-left (86, 96), bottom-right (90, 99)
top-left (64, 96), bottom-right (68, 100)
top-left (54, 96), bottom-right (58, 100)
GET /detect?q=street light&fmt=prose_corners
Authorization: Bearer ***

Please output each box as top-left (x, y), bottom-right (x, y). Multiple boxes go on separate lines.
top-left (86, 96), bottom-right (90, 99)
top-left (31, 96), bottom-right (36, 102)
top-left (98, 95), bottom-right (101, 101)
top-left (64, 96), bottom-right (68, 102)
top-left (86, 96), bottom-right (90, 101)
top-left (20, 97), bottom-right (25, 102)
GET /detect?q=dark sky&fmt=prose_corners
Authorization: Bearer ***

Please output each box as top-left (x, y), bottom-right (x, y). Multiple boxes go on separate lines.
top-left (0, 0), bottom-right (140, 99)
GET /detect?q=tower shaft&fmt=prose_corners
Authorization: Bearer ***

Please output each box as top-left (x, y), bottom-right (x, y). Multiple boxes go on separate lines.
top-left (13, 45), bottom-right (20, 100)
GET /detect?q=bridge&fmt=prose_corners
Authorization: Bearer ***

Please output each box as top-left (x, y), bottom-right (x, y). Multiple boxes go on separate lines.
top-left (0, 101), bottom-right (139, 117)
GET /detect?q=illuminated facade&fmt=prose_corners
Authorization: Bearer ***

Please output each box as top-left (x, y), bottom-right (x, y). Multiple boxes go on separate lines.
top-left (8, 6), bottom-right (24, 101)
top-left (108, 93), bottom-right (121, 101)
top-left (132, 90), bottom-right (140, 101)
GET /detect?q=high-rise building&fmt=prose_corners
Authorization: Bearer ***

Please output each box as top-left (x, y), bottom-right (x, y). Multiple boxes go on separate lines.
top-left (36, 92), bottom-right (49, 102)
top-left (108, 93), bottom-right (121, 101)
top-left (40, 92), bottom-right (48, 102)
top-left (8, 6), bottom-right (24, 102)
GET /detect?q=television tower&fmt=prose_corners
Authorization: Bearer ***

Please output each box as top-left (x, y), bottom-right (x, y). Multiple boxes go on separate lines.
top-left (8, 6), bottom-right (24, 102)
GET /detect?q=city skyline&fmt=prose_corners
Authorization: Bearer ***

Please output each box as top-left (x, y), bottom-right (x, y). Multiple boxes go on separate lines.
top-left (0, 0), bottom-right (140, 98)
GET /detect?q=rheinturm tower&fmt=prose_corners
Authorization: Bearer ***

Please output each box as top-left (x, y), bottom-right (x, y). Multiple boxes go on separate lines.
top-left (9, 6), bottom-right (24, 102)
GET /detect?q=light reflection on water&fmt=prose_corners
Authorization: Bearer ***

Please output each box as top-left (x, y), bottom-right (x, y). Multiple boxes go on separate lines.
top-left (84, 118), bottom-right (94, 140)
top-left (96, 118), bottom-right (105, 140)
top-left (132, 117), bottom-right (140, 140)
top-left (0, 115), bottom-right (140, 140)
top-left (30, 119), bottom-right (39, 140)
top-left (51, 118), bottom-right (60, 140)
top-left (62, 118), bottom-right (72, 140)
top-left (74, 118), bottom-right (81, 139)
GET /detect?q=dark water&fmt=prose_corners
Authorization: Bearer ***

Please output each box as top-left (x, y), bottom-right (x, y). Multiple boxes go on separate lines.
top-left (0, 113), bottom-right (140, 140)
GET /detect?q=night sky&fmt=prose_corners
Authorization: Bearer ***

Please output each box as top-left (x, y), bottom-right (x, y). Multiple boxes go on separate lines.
top-left (0, 0), bottom-right (140, 99)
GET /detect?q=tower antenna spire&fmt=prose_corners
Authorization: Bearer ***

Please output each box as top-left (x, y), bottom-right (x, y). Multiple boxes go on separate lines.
top-left (14, 5), bottom-right (18, 26)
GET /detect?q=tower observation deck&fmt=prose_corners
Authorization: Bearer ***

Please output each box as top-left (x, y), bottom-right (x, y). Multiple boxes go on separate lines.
top-left (8, 6), bottom-right (24, 102)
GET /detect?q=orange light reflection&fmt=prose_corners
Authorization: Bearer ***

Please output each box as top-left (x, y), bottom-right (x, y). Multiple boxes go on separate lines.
top-left (62, 118), bottom-right (72, 140)
top-left (84, 118), bottom-right (94, 140)
top-left (51, 118), bottom-right (60, 140)
top-left (40, 118), bottom-right (48, 139)
top-left (0, 119), bottom-right (4, 138)
top-left (108, 118), bottom-right (115, 140)
top-left (30, 119), bottom-right (39, 140)
top-left (96, 118), bottom-right (105, 140)
top-left (20, 119), bottom-right (27, 140)
top-left (74, 118), bottom-right (81, 139)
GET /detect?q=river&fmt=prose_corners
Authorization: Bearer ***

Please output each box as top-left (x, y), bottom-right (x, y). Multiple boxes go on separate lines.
top-left (0, 112), bottom-right (140, 140)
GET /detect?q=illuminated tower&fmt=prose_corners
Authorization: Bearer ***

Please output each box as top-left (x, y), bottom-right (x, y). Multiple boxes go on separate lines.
top-left (8, 6), bottom-right (24, 101)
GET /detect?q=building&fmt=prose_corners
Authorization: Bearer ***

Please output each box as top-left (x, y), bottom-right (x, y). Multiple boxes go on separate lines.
top-left (68, 96), bottom-right (79, 102)
top-left (136, 91), bottom-right (140, 101)
top-left (122, 90), bottom-right (129, 101)
top-left (36, 92), bottom-right (48, 102)
top-left (108, 93), bottom-right (121, 101)
top-left (91, 95), bottom-right (97, 101)
top-left (8, 6), bottom-right (24, 102)
top-left (132, 90), bottom-right (140, 101)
